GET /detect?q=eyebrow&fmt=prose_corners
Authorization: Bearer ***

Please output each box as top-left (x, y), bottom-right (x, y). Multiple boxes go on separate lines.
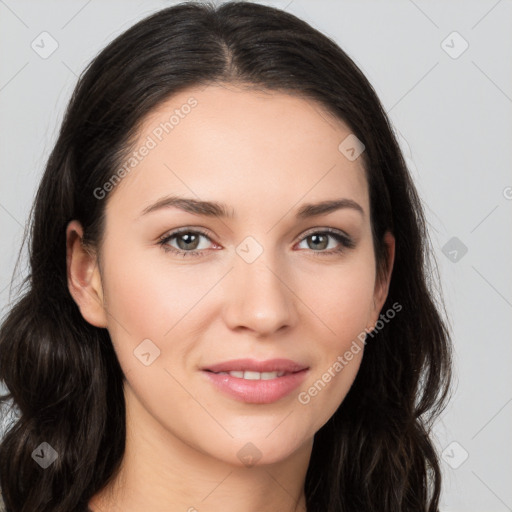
top-left (139, 195), bottom-right (364, 219)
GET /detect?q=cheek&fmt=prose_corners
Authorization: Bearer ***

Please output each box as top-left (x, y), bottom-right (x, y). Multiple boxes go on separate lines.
top-left (99, 241), bottom-right (200, 380)
top-left (306, 255), bottom-right (376, 343)
top-left (101, 241), bottom-right (199, 333)
top-left (295, 258), bottom-right (375, 426)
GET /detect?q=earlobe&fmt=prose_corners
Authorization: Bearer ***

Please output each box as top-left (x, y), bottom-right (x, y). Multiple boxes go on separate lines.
top-left (66, 220), bottom-right (108, 328)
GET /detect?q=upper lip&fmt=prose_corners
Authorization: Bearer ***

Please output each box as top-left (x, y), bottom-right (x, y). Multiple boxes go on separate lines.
top-left (203, 358), bottom-right (309, 374)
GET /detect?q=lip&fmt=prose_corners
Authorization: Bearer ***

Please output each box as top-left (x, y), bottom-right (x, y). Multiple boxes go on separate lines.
top-left (201, 358), bottom-right (309, 404)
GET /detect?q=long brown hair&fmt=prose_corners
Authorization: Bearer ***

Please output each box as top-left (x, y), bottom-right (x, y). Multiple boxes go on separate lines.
top-left (0, 2), bottom-right (452, 510)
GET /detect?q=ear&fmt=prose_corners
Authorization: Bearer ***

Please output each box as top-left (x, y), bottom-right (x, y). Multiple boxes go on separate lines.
top-left (66, 220), bottom-right (108, 328)
top-left (369, 230), bottom-right (395, 328)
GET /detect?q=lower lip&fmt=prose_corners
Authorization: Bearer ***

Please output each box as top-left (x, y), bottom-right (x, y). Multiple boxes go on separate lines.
top-left (202, 370), bottom-right (309, 404)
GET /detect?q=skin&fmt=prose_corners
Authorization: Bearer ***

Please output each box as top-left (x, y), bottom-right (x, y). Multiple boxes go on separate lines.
top-left (66, 83), bottom-right (395, 512)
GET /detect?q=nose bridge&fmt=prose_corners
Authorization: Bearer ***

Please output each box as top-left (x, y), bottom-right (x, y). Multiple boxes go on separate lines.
top-left (224, 235), bottom-right (295, 334)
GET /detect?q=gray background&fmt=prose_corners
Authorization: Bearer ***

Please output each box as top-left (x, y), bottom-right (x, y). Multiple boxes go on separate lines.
top-left (1, 0), bottom-right (511, 510)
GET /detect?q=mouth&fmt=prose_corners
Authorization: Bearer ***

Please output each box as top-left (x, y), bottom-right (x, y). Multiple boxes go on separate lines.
top-left (201, 358), bottom-right (309, 404)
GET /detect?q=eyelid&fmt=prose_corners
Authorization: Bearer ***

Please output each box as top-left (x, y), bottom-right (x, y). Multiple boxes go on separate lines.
top-left (297, 226), bottom-right (352, 242)
top-left (157, 226), bottom-right (213, 243)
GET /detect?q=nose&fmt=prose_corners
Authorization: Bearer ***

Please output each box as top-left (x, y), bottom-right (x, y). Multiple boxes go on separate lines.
top-left (222, 249), bottom-right (297, 337)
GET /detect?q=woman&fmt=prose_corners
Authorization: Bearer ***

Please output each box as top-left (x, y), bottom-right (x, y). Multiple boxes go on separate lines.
top-left (0, 2), bottom-right (452, 511)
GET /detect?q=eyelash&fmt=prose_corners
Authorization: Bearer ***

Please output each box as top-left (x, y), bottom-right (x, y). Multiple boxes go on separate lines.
top-left (158, 227), bottom-right (355, 258)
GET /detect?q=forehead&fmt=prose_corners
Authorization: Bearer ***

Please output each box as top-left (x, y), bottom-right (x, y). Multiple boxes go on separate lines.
top-left (105, 84), bottom-right (369, 221)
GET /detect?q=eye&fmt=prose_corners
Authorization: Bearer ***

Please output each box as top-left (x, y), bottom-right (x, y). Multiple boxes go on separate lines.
top-left (158, 228), bottom-right (215, 257)
top-left (158, 227), bottom-right (355, 258)
top-left (296, 228), bottom-right (355, 256)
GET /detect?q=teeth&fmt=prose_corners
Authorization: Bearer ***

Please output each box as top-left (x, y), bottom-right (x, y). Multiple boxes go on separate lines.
top-left (260, 371), bottom-right (285, 380)
top-left (243, 371), bottom-right (261, 380)
top-left (217, 370), bottom-right (286, 379)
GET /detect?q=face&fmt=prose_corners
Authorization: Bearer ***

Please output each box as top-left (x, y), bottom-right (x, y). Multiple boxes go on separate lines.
top-left (68, 83), bottom-right (394, 468)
